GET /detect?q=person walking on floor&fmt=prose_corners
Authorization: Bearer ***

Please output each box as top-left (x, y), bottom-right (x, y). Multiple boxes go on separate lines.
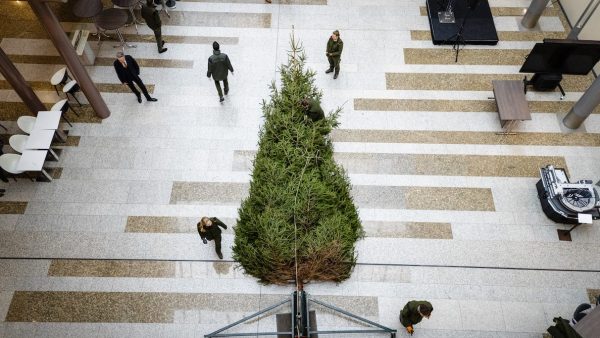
top-left (325, 30), bottom-right (343, 79)
top-left (113, 52), bottom-right (157, 103)
top-left (198, 216), bottom-right (228, 259)
top-left (207, 41), bottom-right (234, 103)
top-left (399, 300), bottom-right (433, 335)
top-left (141, 0), bottom-right (167, 54)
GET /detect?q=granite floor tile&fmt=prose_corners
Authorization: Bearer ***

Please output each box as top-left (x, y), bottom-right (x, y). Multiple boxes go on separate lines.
top-left (386, 73), bottom-right (593, 92)
top-left (363, 221), bottom-right (453, 239)
top-left (404, 48), bottom-right (530, 65)
top-left (5, 291), bottom-right (376, 323)
top-left (353, 98), bottom-right (600, 114)
top-left (234, 150), bottom-right (567, 177)
top-left (48, 260), bottom-right (176, 278)
top-left (157, 11), bottom-right (271, 28)
top-left (419, 6), bottom-right (559, 16)
top-left (0, 81), bottom-right (155, 94)
top-left (330, 129), bottom-right (600, 147)
top-left (0, 102), bottom-right (102, 122)
top-left (410, 30), bottom-right (566, 41)
top-left (0, 202), bottom-right (28, 214)
top-left (587, 289), bottom-right (599, 303)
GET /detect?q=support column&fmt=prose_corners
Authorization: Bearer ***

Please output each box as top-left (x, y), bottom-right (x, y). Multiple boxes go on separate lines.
top-left (27, 0), bottom-right (110, 119)
top-left (567, 0), bottom-right (600, 40)
top-left (563, 75), bottom-right (600, 129)
top-left (0, 48), bottom-right (46, 114)
top-left (521, 0), bottom-right (551, 29)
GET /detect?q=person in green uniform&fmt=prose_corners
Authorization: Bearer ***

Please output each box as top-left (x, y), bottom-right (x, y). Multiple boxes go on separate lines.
top-left (325, 30), bottom-right (343, 79)
top-left (300, 97), bottom-right (325, 122)
top-left (198, 216), bottom-right (228, 259)
top-left (399, 300), bottom-right (433, 335)
top-left (141, 0), bottom-right (167, 54)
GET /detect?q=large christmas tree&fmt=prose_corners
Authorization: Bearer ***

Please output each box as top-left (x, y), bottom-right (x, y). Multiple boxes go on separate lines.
top-left (233, 37), bottom-right (363, 285)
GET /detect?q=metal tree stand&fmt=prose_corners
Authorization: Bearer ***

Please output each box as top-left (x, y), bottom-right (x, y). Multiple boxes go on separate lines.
top-left (204, 290), bottom-right (397, 338)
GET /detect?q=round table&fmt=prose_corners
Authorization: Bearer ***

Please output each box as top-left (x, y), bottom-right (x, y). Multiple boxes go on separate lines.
top-left (112, 0), bottom-right (145, 31)
top-left (95, 8), bottom-right (137, 49)
top-left (73, 0), bottom-right (103, 18)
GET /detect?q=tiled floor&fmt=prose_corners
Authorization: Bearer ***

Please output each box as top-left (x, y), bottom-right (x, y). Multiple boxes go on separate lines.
top-left (1, 0), bottom-right (600, 337)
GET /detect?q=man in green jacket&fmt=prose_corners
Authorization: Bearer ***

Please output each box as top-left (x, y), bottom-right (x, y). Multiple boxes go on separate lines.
top-left (325, 30), bottom-right (343, 79)
top-left (399, 300), bottom-right (433, 335)
top-left (207, 41), bottom-right (234, 102)
top-left (141, 0), bottom-right (167, 53)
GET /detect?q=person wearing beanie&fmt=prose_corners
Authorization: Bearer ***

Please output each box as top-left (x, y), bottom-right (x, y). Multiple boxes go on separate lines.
top-left (141, 0), bottom-right (167, 54)
top-left (325, 30), bottom-right (343, 79)
top-left (399, 300), bottom-right (433, 335)
top-left (207, 41), bottom-right (234, 103)
top-left (113, 51), bottom-right (157, 103)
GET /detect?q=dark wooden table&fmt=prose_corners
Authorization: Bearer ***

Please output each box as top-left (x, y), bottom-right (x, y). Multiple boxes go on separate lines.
top-left (575, 305), bottom-right (600, 337)
top-left (492, 80), bottom-right (531, 134)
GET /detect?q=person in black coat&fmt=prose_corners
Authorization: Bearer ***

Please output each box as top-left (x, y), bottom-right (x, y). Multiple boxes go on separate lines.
top-left (197, 216), bottom-right (228, 259)
top-left (141, 0), bottom-right (167, 53)
top-left (207, 41), bottom-right (234, 102)
top-left (113, 52), bottom-right (157, 103)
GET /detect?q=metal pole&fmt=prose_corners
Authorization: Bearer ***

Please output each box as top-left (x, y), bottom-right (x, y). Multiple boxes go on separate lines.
top-left (27, 0), bottom-right (110, 119)
top-left (521, 0), bottom-right (551, 29)
top-left (567, 0), bottom-right (600, 40)
top-left (563, 75), bottom-right (600, 129)
top-left (0, 47), bottom-right (46, 114)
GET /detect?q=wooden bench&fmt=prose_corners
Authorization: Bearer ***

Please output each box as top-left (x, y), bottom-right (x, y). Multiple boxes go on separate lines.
top-left (492, 80), bottom-right (531, 134)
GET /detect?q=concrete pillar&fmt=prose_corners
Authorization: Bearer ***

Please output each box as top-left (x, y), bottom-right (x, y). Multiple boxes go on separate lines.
top-left (563, 75), bottom-right (600, 129)
top-left (27, 0), bottom-right (110, 119)
top-left (0, 48), bottom-right (46, 114)
top-left (521, 0), bottom-right (551, 29)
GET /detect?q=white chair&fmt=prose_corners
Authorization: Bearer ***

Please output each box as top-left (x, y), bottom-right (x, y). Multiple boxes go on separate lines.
top-left (51, 99), bottom-right (78, 127)
top-left (0, 154), bottom-right (28, 182)
top-left (8, 135), bottom-right (28, 154)
top-left (63, 80), bottom-right (82, 106)
top-left (17, 116), bottom-right (36, 134)
top-left (50, 67), bottom-right (70, 96)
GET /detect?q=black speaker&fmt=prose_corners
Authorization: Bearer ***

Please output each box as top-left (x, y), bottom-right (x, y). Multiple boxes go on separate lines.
top-left (467, 0), bottom-right (480, 9)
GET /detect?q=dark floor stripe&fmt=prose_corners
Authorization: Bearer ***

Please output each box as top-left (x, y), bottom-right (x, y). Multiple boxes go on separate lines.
top-left (418, 6), bottom-right (559, 16)
top-left (121, 34), bottom-right (239, 45)
top-left (0, 102), bottom-right (102, 123)
top-left (180, 0), bottom-right (326, 4)
top-left (125, 216), bottom-right (237, 233)
top-left (234, 150), bottom-right (566, 178)
top-left (385, 73), bottom-right (593, 92)
top-left (410, 30), bottom-right (567, 41)
top-left (330, 129), bottom-right (600, 147)
top-left (157, 11), bottom-right (271, 28)
top-left (404, 48), bottom-right (529, 65)
top-left (6, 55), bottom-right (193, 69)
top-left (364, 221), bottom-right (453, 239)
top-left (0, 202), bottom-right (28, 214)
top-left (5, 292), bottom-right (377, 322)
top-left (1, 134), bottom-right (79, 147)
top-left (170, 181), bottom-right (495, 211)
top-left (48, 260), bottom-right (176, 277)
top-left (0, 81), bottom-right (155, 94)
top-left (353, 98), bottom-right (600, 114)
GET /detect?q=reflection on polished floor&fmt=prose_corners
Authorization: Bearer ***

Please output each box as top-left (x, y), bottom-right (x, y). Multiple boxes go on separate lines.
top-left (1, 0), bottom-right (600, 336)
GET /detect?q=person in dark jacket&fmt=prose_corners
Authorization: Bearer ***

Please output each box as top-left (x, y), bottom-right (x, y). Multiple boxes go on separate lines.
top-left (207, 41), bottom-right (234, 102)
top-left (113, 52), bottom-right (157, 103)
top-left (399, 300), bottom-right (433, 335)
top-left (325, 30), bottom-right (343, 79)
top-left (198, 216), bottom-right (228, 259)
top-left (141, 0), bottom-right (167, 53)
top-left (300, 97), bottom-right (324, 122)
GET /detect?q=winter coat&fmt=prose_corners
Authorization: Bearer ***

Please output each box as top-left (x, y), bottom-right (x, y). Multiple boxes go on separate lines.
top-left (198, 217), bottom-right (227, 241)
top-left (207, 50), bottom-right (234, 81)
top-left (326, 37), bottom-right (343, 60)
top-left (399, 301), bottom-right (432, 327)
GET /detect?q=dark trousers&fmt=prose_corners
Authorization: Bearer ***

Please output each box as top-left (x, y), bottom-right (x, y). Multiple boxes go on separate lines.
top-left (213, 234), bottom-right (222, 256)
top-left (152, 27), bottom-right (163, 51)
top-left (327, 56), bottom-right (340, 75)
top-left (214, 78), bottom-right (229, 98)
top-left (126, 76), bottom-right (151, 99)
